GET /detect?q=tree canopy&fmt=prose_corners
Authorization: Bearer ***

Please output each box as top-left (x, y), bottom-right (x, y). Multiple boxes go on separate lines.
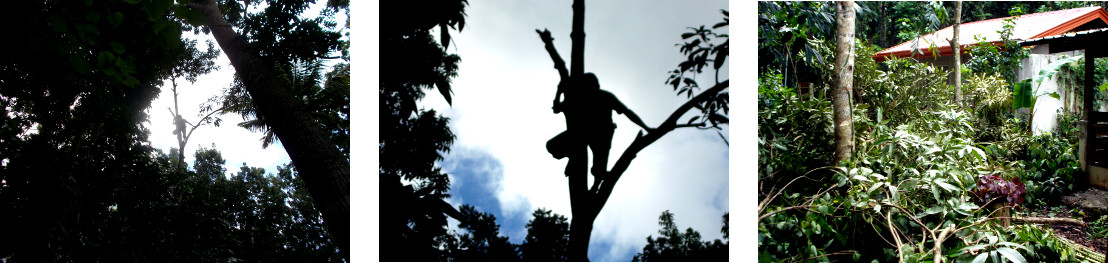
top-left (0, 0), bottom-right (348, 261)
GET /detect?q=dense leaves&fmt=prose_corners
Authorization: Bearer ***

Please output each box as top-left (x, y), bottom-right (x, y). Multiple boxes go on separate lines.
top-left (447, 205), bottom-right (522, 261)
top-left (1017, 120), bottom-right (1081, 207)
top-left (176, 147), bottom-right (341, 262)
top-left (378, 0), bottom-right (469, 261)
top-left (210, 0), bottom-right (345, 63)
top-left (666, 10), bottom-right (729, 137)
top-left (520, 208), bottom-right (571, 261)
top-left (0, 0), bottom-right (193, 260)
top-left (965, 7), bottom-right (1029, 85)
top-left (186, 0), bottom-right (352, 256)
top-left (0, 0), bottom-right (347, 261)
top-left (211, 60), bottom-right (350, 158)
top-left (632, 211), bottom-right (728, 262)
top-left (758, 2), bottom-right (834, 88)
top-left (759, 25), bottom-right (1084, 262)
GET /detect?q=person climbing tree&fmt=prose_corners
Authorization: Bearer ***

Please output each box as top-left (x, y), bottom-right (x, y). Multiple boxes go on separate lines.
top-left (547, 72), bottom-right (653, 180)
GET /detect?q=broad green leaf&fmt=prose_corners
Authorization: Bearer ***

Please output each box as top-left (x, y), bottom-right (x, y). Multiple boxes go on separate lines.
top-left (935, 179), bottom-right (958, 192)
top-left (123, 76), bottom-right (139, 87)
top-left (68, 54), bottom-right (90, 75)
top-left (97, 51), bottom-right (115, 66)
top-left (971, 147), bottom-right (986, 161)
top-left (867, 182), bottom-right (883, 194)
top-left (995, 247), bottom-right (1026, 263)
top-left (996, 242), bottom-right (1025, 250)
top-left (109, 12), bottom-right (124, 28)
top-left (962, 244), bottom-right (989, 253)
top-left (901, 179), bottom-right (919, 190)
top-left (111, 41), bottom-right (126, 54)
top-left (931, 184), bottom-right (941, 202)
top-left (972, 253), bottom-right (989, 263)
top-left (853, 174), bottom-right (871, 182)
top-left (957, 203), bottom-right (979, 211)
top-left (915, 206), bottom-right (945, 219)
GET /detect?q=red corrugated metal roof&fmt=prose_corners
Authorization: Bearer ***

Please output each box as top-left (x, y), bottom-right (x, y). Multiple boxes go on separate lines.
top-left (873, 6), bottom-right (1108, 62)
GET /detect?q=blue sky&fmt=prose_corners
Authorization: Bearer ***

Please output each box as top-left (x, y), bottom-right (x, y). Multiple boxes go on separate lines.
top-left (419, 0), bottom-right (732, 261)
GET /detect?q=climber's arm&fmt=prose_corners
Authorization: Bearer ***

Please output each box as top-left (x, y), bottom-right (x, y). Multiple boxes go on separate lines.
top-left (609, 93), bottom-right (652, 131)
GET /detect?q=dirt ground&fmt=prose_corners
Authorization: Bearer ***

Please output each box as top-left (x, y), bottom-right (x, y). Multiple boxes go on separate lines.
top-left (1042, 188), bottom-right (1108, 254)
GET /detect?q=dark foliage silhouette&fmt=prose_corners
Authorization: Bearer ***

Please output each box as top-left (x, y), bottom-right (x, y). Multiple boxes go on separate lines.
top-left (0, 0), bottom-right (345, 261)
top-left (446, 205), bottom-right (523, 261)
top-left (378, 0), bottom-right (470, 261)
top-left (0, 0), bottom-right (199, 260)
top-left (186, 0), bottom-right (351, 257)
top-left (632, 211), bottom-right (729, 262)
top-left (206, 60), bottom-right (350, 159)
top-left (521, 208), bottom-right (572, 261)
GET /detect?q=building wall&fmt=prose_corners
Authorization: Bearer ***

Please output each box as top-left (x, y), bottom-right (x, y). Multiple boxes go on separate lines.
top-left (908, 47), bottom-right (1081, 135)
top-left (1017, 49), bottom-right (1083, 135)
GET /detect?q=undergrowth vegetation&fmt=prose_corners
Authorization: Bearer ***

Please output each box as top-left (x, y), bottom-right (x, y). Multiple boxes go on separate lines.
top-left (758, 38), bottom-right (1088, 262)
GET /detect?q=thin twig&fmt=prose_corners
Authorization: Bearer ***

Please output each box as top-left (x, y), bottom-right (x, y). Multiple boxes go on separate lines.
top-left (758, 166), bottom-right (834, 214)
top-left (759, 205), bottom-right (818, 221)
top-left (796, 250), bottom-right (860, 262)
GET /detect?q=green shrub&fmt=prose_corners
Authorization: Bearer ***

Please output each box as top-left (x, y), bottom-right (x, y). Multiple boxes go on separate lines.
top-left (759, 20), bottom-right (1082, 259)
top-left (758, 71), bottom-right (835, 191)
top-left (1013, 112), bottom-right (1081, 208)
top-left (962, 72), bottom-right (1014, 142)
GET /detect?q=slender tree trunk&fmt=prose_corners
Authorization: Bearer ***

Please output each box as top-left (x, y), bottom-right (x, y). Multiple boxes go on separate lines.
top-left (833, 1), bottom-right (856, 165)
top-left (189, 0), bottom-right (350, 260)
top-left (566, 0), bottom-right (592, 260)
top-left (568, 208), bottom-right (594, 261)
top-left (953, 1), bottom-right (963, 107)
top-left (172, 79), bottom-right (187, 170)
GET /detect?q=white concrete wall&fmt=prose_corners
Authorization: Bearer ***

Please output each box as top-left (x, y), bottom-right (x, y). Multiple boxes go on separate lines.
top-left (1018, 50), bottom-right (1082, 135)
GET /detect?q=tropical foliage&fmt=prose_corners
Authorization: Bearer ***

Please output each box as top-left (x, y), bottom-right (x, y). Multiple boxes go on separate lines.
top-left (757, 2), bottom-right (1098, 259)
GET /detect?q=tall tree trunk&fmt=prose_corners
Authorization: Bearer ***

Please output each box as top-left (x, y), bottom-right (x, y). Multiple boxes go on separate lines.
top-left (172, 79), bottom-right (187, 170)
top-left (953, 1), bottom-right (963, 107)
top-left (567, 0), bottom-right (591, 260)
top-left (833, 1), bottom-right (856, 165)
top-left (189, 0), bottom-right (350, 260)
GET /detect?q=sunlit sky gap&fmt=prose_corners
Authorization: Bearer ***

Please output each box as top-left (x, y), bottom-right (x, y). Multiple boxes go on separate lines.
top-left (146, 2), bottom-right (347, 176)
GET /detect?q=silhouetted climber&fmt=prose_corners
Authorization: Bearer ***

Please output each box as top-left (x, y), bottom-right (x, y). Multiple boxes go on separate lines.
top-left (548, 73), bottom-right (653, 180)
